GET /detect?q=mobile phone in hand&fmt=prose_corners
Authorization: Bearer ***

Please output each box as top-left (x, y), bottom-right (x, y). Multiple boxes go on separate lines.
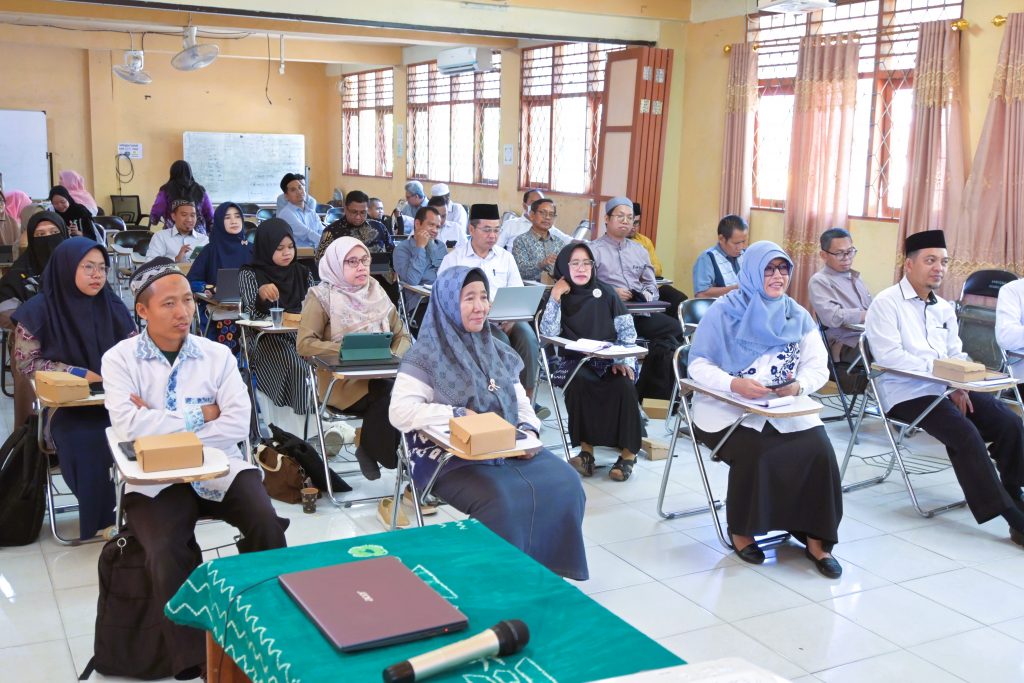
top-left (770, 376), bottom-right (796, 391)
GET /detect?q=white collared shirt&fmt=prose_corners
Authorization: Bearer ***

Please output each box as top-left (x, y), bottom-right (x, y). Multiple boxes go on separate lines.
top-left (687, 329), bottom-right (829, 434)
top-left (441, 201), bottom-right (469, 243)
top-left (996, 278), bottom-right (1024, 379)
top-left (437, 240), bottom-right (523, 297)
top-left (102, 332), bottom-right (255, 498)
top-left (146, 227), bottom-right (209, 261)
top-left (864, 276), bottom-right (966, 411)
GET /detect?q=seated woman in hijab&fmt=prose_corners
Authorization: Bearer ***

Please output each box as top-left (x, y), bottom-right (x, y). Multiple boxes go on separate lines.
top-left (0, 212), bottom-right (67, 427)
top-left (58, 170), bottom-right (99, 216)
top-left (239, 218), bottom-right (313, 432)
top-left (2, 189), bottom-right (32, 248)
top-left (188, 202), bottom-right (251, 351)
top-left (539, 242), bottom-right (644, 482)
top-left (12, 237), bottom-right (136, 539)
top-left (297, 236), bottom-right (411, 482)
top-left (687, 241), bottom-right (843, 578)
top-left (49, 185), bottom-right (102, 244)
top-left (390, 266), bottom-right (589, 581)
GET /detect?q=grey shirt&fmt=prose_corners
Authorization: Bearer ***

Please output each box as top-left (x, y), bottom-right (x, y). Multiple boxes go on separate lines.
top-left (589, 234), bottom-right (658, 301)
top-left (808, 265), bottom-right (873, 350)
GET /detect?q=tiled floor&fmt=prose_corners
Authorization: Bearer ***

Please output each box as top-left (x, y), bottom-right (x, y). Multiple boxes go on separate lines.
top-left (2, 391), bottom-right (1024, 682)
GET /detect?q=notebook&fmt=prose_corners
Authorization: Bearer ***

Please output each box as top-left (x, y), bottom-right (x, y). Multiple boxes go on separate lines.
top-left (214, 268), bottom-right (241, 304)
top-left (278, 556), bottom-right (468, 652)
top-left (488, 286), bottom-right (546, 322)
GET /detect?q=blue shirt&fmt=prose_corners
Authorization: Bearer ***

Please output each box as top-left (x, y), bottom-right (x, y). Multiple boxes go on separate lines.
top-left (692, 244), bottom-right (742, 295)
top-left (277, 203), bottom-right (324, 248)
top-left (392, 238), bottom-right (448, 313)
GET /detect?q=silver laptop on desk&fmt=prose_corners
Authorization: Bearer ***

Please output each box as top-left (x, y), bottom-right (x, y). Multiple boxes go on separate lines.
top-left (488, 286), bottom-right (546, 322)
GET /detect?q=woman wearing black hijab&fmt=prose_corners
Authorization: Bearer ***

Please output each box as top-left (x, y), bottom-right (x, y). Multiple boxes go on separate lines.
top-left (0, 211), bottom-right (68, 426)
top-left (12, 237), bottom-right (136, 538)
top-left (150, 160), bottom-right (214, 233)
top-left (49, 185), bottom-right (102, 244)
top-left (539, 242), bottom-right (645, 482)
top-left (239, 218), bottom-right (314, 421)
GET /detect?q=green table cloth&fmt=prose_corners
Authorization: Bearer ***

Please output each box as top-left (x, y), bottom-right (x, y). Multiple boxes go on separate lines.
top-left (167, 520), bottom-right (683, 682)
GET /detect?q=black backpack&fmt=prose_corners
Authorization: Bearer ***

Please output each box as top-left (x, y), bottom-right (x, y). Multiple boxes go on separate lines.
top-left (79, 530), bottom-right (196, 680)
top-left (268, 423), bottom-right (352, 493)
top-left (0, 415), bottom-right (46, 547)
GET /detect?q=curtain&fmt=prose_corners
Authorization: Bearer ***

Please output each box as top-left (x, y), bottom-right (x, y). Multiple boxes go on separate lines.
top-left (896, 20), bottom-right (965, 285)
top-left (720, 43), bottom-right (758, 221)
top-left (783, 36), bottom-right (860, 307)
top-left (945, 12), bottom-right (1024, 298)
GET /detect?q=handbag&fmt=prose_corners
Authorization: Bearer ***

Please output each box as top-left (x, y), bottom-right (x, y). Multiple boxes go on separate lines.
top-left (256, 444), bottom-right (306, 504)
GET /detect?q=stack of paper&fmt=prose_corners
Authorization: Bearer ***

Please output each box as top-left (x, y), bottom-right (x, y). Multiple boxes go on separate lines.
top-left (565, 339), bottom-right (612, 353)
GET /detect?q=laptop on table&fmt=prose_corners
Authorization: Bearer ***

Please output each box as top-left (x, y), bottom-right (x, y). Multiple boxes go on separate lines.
top-left (279, 556), bottom-right (468, 652)
top-left (214, 268), bottom-right (241, 304)
top-left (488, 285), bottom-right (546, 322)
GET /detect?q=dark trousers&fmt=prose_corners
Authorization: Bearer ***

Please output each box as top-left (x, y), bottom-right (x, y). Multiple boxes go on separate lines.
top-left (633, 311), bottom-right (683, 344)
top-left (492, 321), bottom-right (540, 391)
top-left (658, 285), bottom-right (688, 320)
top-left (887, 391), bottom-right (1024, 523)
top-left (345, 378), bottom-right (400, 469)
top-left (124, 470), bottom-right (288, 676)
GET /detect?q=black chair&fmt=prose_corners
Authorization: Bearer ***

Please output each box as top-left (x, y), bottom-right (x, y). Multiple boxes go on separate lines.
top-left (238, 203), bottom-right (260, 216)
top-left (110, 195), bottom-right (150, 229)
top-left (957, 269), bottom-right (1018, 371)
top-left (93, 215), bottom-right (126, 233)
top-left (316, 203), bottom-right (331, 214)
top-left (111, 230), bottom-right (152, 294)
top-left (325, 207), bottom-right (344, 225)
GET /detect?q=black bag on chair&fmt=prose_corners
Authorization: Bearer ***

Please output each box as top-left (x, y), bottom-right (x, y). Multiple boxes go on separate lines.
top-left (635, 340), bottom-right (679, 401)
top-left (268, 423), bottom-right (352, 493)
top-left (79, 530), bottom-right (191, 680)
top-left (0, 416), bottom-right (46, 547)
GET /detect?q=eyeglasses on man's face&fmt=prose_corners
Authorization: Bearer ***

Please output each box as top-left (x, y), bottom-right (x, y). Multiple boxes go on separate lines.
top-left (474, 227), bottom-right (501, 235)
top-left (826, 247), bottom-right (858, 260)
top-left (609, 213), bottom-right (634, 223)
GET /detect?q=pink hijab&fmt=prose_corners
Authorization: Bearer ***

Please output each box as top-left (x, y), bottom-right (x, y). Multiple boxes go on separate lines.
top-left (313, 236), bottom-right (392, 341)
top-left (4, 190), bottom-right (31, 223)
top-left (58, 170), bottom-right (99, 215)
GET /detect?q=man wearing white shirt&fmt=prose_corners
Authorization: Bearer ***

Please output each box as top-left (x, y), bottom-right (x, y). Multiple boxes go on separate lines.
top-left (102, 258), bottom-right (288, 678)
top-left (995, 278), bottom-right (1024, 380)
top-left (439, 203), bottom-right (543, 412)
top-left (865, 230), bottom-right (1024, 547)
top-left (431, 183), bottom-right (468, 244)
top-left (145, 200), bottom-right (209, 262)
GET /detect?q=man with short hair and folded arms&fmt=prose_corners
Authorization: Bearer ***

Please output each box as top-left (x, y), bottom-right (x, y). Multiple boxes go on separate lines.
top-left (510, 197), bottom-right (568, 282)
top-left (439, 203), bottom-right (545, 414)
top-left (693, 214), bottom-right (747, 298)
top-left (865, 230), bottom-right (1024, 548)
top-left (808, 227), bottom-right (872, 362)
top-left (393, 205), bottom-right (446, 330)
top-left (102, 258), bottom-right (288, 679)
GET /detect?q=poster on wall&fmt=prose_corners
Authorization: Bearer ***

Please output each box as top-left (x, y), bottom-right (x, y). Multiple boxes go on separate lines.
top-left (183, 132), bottom-right (306, 204)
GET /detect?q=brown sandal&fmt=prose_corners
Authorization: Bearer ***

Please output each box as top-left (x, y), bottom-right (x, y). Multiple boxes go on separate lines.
top-left (570, 450), bottom-right (595, 477)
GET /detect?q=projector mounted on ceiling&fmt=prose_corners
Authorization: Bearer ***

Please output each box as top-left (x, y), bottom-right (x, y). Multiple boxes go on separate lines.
top-left (758, 0), bottom-right (836, 14)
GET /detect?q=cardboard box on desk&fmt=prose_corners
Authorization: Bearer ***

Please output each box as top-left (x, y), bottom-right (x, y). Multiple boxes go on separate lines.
top-left (449, 412), bottom-right (515, 456)
top-left (133, 432), bottom-right (204, 473)
top-left (35, 371), bottom-right (90, 403)
top-left (281, 312), bottom-right (302, 328)
top-left (932, 358), bottom-right (987, 383)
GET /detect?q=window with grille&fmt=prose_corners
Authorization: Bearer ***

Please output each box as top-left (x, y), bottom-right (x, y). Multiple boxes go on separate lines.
top-left (342, 68), bottom-right (394, 178)
top-left (520, 42), bottom-right (624, 195)
top-left (749, 0), bottom-right (963, 218)
top-left (406, 54), bottom-right (502, 186)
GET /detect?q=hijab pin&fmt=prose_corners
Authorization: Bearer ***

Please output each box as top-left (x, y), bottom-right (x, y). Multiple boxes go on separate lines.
top-left (593, 289), bottom-right (602, 298)
top-left (487, 378), bottom-right (500, 392)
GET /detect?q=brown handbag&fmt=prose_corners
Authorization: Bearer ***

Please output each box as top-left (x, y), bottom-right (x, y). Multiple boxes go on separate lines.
top-left (256, 445), bottom-right (305, 504)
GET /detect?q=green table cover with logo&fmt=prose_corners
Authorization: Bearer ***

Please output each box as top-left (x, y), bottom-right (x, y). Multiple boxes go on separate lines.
top-left (166, 519), bottom-right (684, 682)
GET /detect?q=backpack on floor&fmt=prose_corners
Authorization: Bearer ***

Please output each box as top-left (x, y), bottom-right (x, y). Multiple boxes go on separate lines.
top-left (79, 530), bottom-right (194, 680)
top-left (268, 423), bottom-right (352, 494)
top-left (0, 416), bottom-right (46, 547)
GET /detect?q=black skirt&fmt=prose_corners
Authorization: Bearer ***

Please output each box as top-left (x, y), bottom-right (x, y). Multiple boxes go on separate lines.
top-left (564, 363), bottom-right (644, 453)
top-left (693, 422), bottom-right (842, 547)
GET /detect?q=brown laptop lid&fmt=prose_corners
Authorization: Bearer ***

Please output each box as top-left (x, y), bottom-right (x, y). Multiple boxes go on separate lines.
top-left (278, 556), bottom-right (468, 652)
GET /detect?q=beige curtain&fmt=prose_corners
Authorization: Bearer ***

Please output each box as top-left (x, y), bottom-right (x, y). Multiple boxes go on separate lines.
top-left (720, 43), bottom-right (758, 220)
top-left (945, 12), bottom-right (1024, 297)
top-left (783, 36), bottom-right (860, 307)
top-left (896, 20), bottom-right (965, 285)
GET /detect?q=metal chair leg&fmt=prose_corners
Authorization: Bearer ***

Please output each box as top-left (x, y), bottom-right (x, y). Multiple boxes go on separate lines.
top-left (657, 392), bottom-right (722, 520)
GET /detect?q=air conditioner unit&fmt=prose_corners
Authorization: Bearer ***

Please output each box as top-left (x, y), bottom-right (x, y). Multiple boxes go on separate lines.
top-left (437, 47), bottom-right (493, 76)
top-left (759, 0), bottom-right (835, 14)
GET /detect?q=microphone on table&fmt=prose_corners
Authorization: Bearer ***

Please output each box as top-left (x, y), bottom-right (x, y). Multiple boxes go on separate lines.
top-left (382, 619), bottom-right (530, 683)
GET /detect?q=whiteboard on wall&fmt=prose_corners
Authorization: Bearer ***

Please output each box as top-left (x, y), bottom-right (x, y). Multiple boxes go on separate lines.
top-left (0, 110), bottom-right (49, 199)
top-left (183, 132), bottom-right (305, 204)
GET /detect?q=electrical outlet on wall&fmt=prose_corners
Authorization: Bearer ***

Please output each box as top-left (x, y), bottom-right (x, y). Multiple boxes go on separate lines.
top-left (502, 144), bottom-right (514, 166)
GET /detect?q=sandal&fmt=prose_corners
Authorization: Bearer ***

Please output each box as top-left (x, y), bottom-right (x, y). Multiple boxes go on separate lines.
top-left (570, 450), bottom-right (595, 477)
top-left (609, 457), bottom-right (635, 482)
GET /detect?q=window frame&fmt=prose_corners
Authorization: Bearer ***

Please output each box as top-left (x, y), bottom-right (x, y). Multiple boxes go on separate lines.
top-left (405, 56), bottom-right (502, 187)
top-left (341, 67), bottom-right (395, 179)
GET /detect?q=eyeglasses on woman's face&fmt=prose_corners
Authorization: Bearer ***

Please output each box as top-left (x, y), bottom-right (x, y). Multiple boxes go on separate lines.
top-left (344, 256), bottom-right (372, 268)
top-left (568, 259), bottom-right (594, 269)
top-left (764, 263), bottom-right (791, 277)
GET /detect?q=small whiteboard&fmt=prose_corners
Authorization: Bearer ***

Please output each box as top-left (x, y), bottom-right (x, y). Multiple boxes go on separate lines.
top-left (183, 132), bottom-right (305, 204)
top-left (0, 110), bottom-right (49, 199)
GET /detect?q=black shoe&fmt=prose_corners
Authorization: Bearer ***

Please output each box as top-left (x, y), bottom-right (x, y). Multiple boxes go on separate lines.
top-left (731, 534), bottom-right (765, 565)
top-left (1011, 526), bottom-right (1024, 549)
top-left (569, 450), bottom-right (595, 478)
top-left (805, 548), bottom-right (843, 578)
top-left (354, 447), bottom-right (381, 481)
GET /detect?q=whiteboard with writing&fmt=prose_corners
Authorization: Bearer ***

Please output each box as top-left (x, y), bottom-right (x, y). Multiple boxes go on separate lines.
top-left (183, 132), bottom-right (305, 204)
top-left (0, 110), bottom-right (49, 199)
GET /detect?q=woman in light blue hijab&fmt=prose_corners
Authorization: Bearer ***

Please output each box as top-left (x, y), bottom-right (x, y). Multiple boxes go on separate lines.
top-left (688, 241), bottom-right (843, 579)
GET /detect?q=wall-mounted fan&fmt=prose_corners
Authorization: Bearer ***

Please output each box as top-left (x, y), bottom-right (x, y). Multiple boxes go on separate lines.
top-left (171, 26), bottom-right (219, 71)
top-left (113, 50), bottom-right (152, 85)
